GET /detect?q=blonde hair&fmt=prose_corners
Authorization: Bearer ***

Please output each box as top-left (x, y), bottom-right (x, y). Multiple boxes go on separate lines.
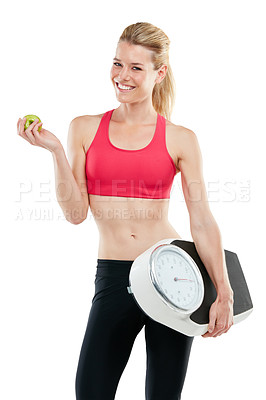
top-left (118, 22), bottom-right (176, 121)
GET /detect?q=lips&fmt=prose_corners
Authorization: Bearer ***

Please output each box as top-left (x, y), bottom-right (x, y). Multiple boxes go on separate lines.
top-left (115, 81), bottom-right (136, 90)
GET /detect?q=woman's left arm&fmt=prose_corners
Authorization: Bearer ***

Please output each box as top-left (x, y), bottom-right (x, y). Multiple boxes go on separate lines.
top-left (176, 126), bottom-right (234, 338)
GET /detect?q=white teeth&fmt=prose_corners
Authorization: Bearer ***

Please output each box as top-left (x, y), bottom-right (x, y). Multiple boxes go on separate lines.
top-left (117, 82), bottom-right (135, 90)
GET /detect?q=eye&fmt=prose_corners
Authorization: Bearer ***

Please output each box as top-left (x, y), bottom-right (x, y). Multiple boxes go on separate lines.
top-left (113, 62), bottom-right (142, 71)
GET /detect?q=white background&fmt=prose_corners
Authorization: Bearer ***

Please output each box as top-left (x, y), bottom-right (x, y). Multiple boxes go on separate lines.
top-left (1, 0), bottom-right (265, 399)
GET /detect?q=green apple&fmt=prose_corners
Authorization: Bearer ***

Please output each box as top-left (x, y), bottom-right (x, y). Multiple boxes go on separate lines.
top-left (23, 114), bottom-right (42, 132)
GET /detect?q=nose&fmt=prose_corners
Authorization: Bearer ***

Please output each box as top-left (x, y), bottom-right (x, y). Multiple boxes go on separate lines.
top-left (117, 66), bottom-right (131, 81)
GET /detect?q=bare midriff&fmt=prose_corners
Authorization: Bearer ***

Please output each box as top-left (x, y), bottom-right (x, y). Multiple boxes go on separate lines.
top-left (89, 194), bottom-right (182, 260)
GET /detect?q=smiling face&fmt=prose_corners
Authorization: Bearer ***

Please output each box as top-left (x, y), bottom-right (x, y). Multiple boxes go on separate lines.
top-left (110, 41), bottom-right (167, 104)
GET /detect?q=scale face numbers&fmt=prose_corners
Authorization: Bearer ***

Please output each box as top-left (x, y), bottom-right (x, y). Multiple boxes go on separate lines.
top-left (149, 245), bottom-right (204, 314)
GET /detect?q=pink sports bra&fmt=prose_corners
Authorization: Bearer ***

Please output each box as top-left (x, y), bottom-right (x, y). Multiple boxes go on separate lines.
top-left (85, 109), bottom-right (176, 199)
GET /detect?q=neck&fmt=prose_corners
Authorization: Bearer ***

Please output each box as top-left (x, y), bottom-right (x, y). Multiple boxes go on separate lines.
top-left (114, 100), bottom-right (157, 125)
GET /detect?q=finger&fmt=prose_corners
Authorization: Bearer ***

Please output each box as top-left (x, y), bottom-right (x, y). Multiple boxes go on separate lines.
top-left (17, 119), bottom-right (21, 134)
top-left (220, 320), bottom-right (234, 335)
top-left (202, 327), bottom-right (219, 338)
top-left (202, 325), bottom-right (217, 338)
top-left (17, 118), bottom-right (23, 134)
top-left (18, 117), bottom-right (27, 135)
top-left (33, 121), bottom-right (43, 134)
top-left (32, 123), bottom-right (43, 142)
top-left (24, 119), bottom-right (40, 142)
top-left (219, 328), bottom-right (229, 336)
top-left (23, 118), bottom-right (39, 132)
top-left (211, 322), bottom-right (227, 337)
top-left (207, 308), bottom-right (217, 334)
top-left (202, 321), bottom-right (224, 338)
top-left (202, 331), bottom-right (212, 338)
top-left (214, 311), bottom-right (233, 337)
top-left (24, 127), bottom-right (37, 144)
top-left (202, 306), bottom-right (217, 338)
top-left (27, 118), bottom-right (40, 130)
top-left (17, 119), bottom-right (32, 143)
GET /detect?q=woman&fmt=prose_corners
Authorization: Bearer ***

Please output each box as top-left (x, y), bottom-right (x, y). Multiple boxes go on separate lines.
top-left (17, 22), bottom-right (234, 400)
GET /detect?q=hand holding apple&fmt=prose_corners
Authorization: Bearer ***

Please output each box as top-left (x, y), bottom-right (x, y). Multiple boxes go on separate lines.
top-left (17, 115), bottom-right (62, 153)
top-left (23, 114), bottom-right (42, 132)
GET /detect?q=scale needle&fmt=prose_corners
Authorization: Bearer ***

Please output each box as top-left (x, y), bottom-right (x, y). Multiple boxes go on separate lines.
top-left (174, 277), bottom-right (194, 282)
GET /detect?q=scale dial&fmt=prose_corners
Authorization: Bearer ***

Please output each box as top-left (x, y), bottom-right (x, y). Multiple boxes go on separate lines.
top-left (149, 244), bottom-right (204, 313)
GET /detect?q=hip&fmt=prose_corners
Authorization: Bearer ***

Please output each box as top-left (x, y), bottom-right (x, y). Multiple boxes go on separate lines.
top-left (91, 258), bottom-right (141, 315)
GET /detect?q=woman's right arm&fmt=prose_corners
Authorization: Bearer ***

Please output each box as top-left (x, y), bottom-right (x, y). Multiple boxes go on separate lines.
top-left (17, 117), bottom-right (89, 224)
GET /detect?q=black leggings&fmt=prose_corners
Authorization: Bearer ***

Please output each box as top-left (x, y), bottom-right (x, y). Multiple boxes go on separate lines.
top-left (75, 259), bottom-right (194, 400)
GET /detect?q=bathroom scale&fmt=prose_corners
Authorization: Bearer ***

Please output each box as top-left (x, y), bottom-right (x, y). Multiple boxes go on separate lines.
top-left (127, 238), bottom-right (253, 337)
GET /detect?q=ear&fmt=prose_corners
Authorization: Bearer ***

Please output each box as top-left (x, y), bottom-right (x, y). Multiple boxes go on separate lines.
top-left (155, 64), bottom-right (168, 84)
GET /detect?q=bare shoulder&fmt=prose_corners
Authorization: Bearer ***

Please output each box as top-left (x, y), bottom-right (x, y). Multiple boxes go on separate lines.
top-left (70, 112), bottom-right (105, 131)
top-left (165, 119), bottom-right (198, 170)
top-left (166, 118), bottom-right (195, 138)
top-left (68, 112), bottom-right (105, 153)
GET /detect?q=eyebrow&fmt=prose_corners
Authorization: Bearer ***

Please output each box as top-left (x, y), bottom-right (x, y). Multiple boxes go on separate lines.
top-left (113, 57), bottom-right (144, 66)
